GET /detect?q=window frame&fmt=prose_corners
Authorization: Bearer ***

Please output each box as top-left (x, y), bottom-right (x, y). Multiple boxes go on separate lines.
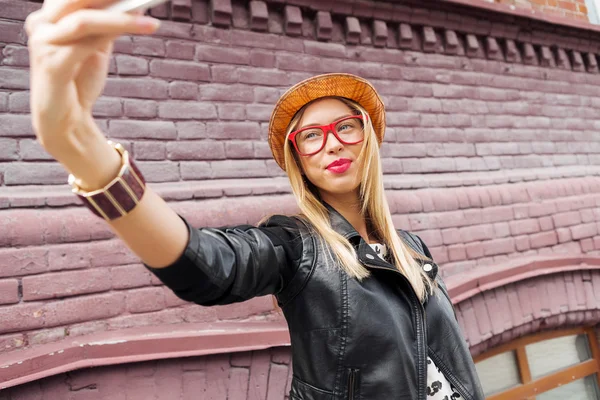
top-left (474, 327), bottom-right (600, 400)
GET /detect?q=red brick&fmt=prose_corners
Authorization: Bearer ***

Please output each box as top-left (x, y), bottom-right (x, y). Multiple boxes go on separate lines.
top-left (465, 242), bottom-right (484, 259)
top-left (179, 161), bottom-right (212, 180)
top-left (116, 55), bottom-right (149, 76)
top-left (0, 279), bottom-right (19, 305)
top-left (571, 222), bottom-right (598, 240)
top-left (4, 162), bottom-right (67, 185)
top-left (249, 1), bottom-right (269, 31)
top-left (238, 67), bottom-right (289, 86)
top-left (158, 101), bottom-right (217, 120)
top-left (212, 0), bottom-right (232, 26)
top-left (553, 210), bottom-right (582, 228)
top-left (248, 351), bottom-right (270, 400)
top-left (0, 20), bottom-right (25, 44)
top-left (177, 121), bottom-right (208, 139)
top-left (530, 231), bottom-right (559, 249)
top-left (169, 81), bottom-right (199, 100)
top-left (131, 36), bottom-right (166, 56)
top-left (134, 142), bottom-right (167, 161)
top-left (150, 59), bottom-right (210, 81)
top-left (225, 141), bottom-right (254, 159)
top-left (209, 160), bottom-right (269, 179)
top-left (104, 78), bottom-right (168, 99)
top-left (0, 333), bottom-right (25, 354)
top-left (215, 103), bottom-right (245, 121)
top-left (23, 269), bottom-right (110, 301)
top-left (482, 237), bottom-right (516, 256)
top-left (166, 40), bottom-right (196, 60)
top-left (199, 83), bottom-right (254, 102)
top-left (459, 224), bottom-right (495, 242)
top-left (124, 99), bottom-right (158, 118)
top-left (167, 141), bottom-right (226, 160)
top-left (138, 161), bottom-right (180, 182)
top-left (0, 138), bottom-right (18, 161)
top-left (204, 122), bottom-right (261, 140)
top-left (196, 44), bottom-right (250, 65)
top-left (109, 120), bottom-right (176, 140)
top-left (2, 45), bottom-right (29, 67)
top-left (110, 264), bottom-right (153, 290)
top-left (509, 219), bottom-right (540, 236)
top-left (126, 287), bottom-right (166, 313)
top-left (266, 363), bottom-right (289, 400)
top-left (0, 247), bottom-right (48, 278)
top-left (0, 302), bottom-right (48, 333)
top-left (447, 244), bottom-right (467, 261)
top-left (0, 114), bottom-right (34, 137)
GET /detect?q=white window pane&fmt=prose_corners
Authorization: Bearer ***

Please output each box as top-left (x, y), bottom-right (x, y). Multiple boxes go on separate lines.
top-left (537, 375), bottom-right (600, 400)
top-left (526, 334), bottom-right (591, 379)
top-left (475, 351), bottom-right (521, 396)
top-left (585, 0), bottom-right (600, 24)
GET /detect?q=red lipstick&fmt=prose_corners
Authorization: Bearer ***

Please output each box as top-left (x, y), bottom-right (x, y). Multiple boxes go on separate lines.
top-left (326, 158), bottom-right (352, 174)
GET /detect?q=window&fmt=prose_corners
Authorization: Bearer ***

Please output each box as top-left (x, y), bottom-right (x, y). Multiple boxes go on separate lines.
top-left (474, 327), bottom-right (600, 400)
top-left (585, 0), bottom-right (600, 24)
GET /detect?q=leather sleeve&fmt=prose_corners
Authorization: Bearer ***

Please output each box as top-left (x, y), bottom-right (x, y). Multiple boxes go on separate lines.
top-left (145, 214), bottom-right (303, 306)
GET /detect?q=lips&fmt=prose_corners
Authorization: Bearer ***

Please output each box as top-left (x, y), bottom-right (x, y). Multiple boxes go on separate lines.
top-left (326, 158), bottom-right (352, 174)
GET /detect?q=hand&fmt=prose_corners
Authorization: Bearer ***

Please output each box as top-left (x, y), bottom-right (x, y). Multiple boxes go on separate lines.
top-left (25, 0), bottom-right (160, 169)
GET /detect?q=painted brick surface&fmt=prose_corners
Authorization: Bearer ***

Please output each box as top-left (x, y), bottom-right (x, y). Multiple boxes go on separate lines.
top-left (2, 0), bottom-right (600, 397)
top-left (0, 347), bottom-right (294, 400)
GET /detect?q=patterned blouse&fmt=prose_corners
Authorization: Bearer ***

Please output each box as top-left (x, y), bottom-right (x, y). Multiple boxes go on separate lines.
top-left (368, 243), bottom-right (462, 400)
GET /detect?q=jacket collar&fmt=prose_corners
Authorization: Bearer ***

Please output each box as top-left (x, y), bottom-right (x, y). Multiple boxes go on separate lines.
top-left (322, 201), bottom-right (439, 283)
top-left (323, 201), bottom-right (361, 241)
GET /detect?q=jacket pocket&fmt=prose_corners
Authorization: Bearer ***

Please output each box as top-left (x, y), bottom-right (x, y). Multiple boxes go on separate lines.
top-left (347, 368), bottom-right (361, 400)
top-left (290, 376), bottom-right (334, 400)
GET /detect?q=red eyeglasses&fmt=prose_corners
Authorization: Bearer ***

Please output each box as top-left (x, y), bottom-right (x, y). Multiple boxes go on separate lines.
top-left (288, 115), bottom-right (367, 156)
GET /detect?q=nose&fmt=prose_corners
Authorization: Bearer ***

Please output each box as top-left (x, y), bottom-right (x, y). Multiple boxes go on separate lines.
top-left (324, 130), bottom-right (343, 154)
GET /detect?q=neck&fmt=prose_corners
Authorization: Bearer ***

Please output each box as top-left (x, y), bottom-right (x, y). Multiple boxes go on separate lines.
top-left (321, 191), bottom-right (374, 244)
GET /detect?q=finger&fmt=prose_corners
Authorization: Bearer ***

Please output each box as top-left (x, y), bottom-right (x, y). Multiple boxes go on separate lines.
top-left (43, 0), bottom-right (120, 24)
top-left (25, 9), bottom-right (48, 37)
top-left (33, 34), bottom-right (114, 81)
top-left (26, 0), bottom-right (117, 36)
top-left (45, 9), bottom-right (159, 44)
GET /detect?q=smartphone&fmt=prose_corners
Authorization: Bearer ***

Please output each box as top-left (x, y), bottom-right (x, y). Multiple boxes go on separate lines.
top-left (106, 0), bottom-right (170, 13)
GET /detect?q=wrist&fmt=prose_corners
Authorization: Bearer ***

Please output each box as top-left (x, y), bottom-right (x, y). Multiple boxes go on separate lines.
top-left (69, 141), bottom-right (147, 221)
top-left (60, 117), bottom-right (123, 191)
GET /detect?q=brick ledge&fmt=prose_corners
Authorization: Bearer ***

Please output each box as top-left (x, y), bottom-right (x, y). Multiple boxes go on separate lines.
top-left (446, 255), bottom-right (600, 304)
top-left (0, 321), bottom-right (289, 390)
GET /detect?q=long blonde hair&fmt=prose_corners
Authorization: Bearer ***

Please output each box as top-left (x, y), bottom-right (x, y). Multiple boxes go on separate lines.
top-left (267, 97), bottom-right (435, 302)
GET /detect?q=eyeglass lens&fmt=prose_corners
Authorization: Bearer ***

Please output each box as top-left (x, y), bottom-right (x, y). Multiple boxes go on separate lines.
top-left (296, 117), bottom-right (364, 155)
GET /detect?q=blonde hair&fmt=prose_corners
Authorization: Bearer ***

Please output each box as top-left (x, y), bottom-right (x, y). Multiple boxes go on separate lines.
top-left (266, 97), bottom-right (435, 302)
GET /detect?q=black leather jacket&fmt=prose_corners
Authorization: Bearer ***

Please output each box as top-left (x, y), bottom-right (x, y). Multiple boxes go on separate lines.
top-left (147, 203), bottom-right (485, 400)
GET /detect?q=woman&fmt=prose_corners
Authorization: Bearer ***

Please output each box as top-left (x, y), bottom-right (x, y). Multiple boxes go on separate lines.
top-left (25, 1), bottom-right (485, 399)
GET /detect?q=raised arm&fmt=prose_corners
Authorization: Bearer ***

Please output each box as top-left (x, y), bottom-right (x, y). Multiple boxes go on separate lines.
top-left (26, 1), bottom-right (189, 269)
top-left (26, 0), bottom-right (303, 306)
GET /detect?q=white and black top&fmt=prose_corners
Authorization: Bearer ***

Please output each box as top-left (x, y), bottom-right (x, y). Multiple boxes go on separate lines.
top-left (368, 243), bottom-right (462, 400)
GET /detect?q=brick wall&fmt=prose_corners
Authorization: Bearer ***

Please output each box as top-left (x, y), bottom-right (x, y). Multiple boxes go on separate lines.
top-left (2, 0), bottom-right (600, 397)
top-left (1, 347), bottom-right (294, 400)
top-left (494, 0), bottom-right (589, 21)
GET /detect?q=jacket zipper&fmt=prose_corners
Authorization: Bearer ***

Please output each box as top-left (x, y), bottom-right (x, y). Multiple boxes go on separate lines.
top-left (348, 368), bottom-right (358, 400)
top-left (363, 262), bottom-right (427, 400)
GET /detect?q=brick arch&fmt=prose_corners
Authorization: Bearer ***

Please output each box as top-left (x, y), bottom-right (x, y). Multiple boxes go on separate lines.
top-left (445, 256), bottom-right (600, 358)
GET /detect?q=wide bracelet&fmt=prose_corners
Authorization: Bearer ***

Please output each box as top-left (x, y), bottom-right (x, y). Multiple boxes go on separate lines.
top-left (68, 141), bottom-right (146, 221)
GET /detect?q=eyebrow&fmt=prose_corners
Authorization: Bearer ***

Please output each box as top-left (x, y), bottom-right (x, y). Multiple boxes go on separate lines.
top-left (299, 114), bottom-right (353, 130)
